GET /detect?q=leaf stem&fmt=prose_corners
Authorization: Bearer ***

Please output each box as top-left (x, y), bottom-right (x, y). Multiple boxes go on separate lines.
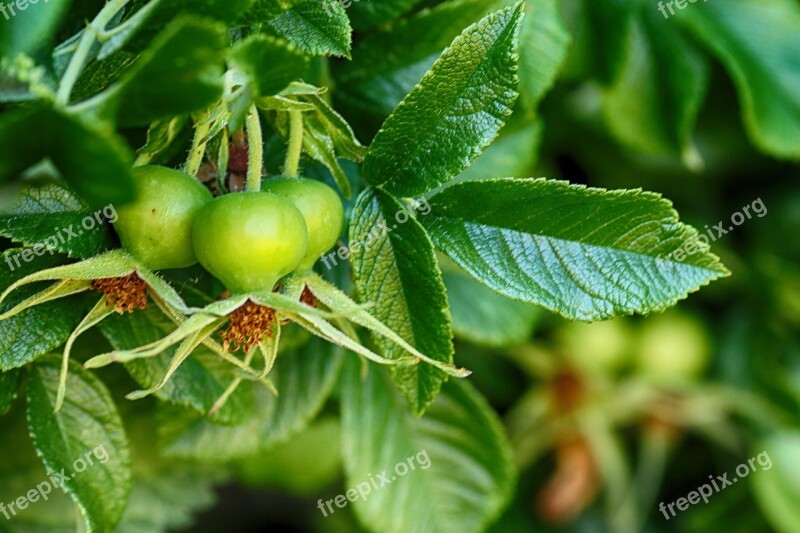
top-left (245, 105), bottom-right (263, 192)
top-left (284, 110), bottom-right (304, 177)
top-left (56, 0), bottom-right (130, 105)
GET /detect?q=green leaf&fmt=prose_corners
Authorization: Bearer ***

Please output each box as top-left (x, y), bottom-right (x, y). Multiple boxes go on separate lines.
top-left (0, 107), bottom-right (136, 206)
top-left (340, 362), bottom-right (515, 533)
top-left (95, 16), bottom-right (227, 126)
top-left (71, 51), bottom-right (138, 102)
top-left (0, 251), bottom-right (85, 371)
top-left (134, 116), bottom-right (188, 165)
top-left (0, 369), bottom-right (23, 413)
top-left (422, 178), bottom-right (730, 321)
top-left (336, 0), bottom-right (498, 118)
top-left (229, 34), bottom-right (309, 98)
top-left (348, 0), bottom-right (425, 30)
top-left (158, 336), bottom-right (344, 461)
top-left (362, 3), bottom-right (524, 197)
top-left (676, 0), bottom-right (800, 159)
top-left (603, 6), bottom-right (708, 157)
top-left (0, 0), bottom-right (72, 57)
top-left (27, 357), bottom-right (131, 532)
top-left (117, 470), bottom-right (218, 533)
top-left (98, 307), bottom-right (251, 425)
top-left (302, 91), bottom-right (367, 162)
top-left (0, 184), bottom-right (115, 259)
top-left (248, 0), bottom-right (352, 58)
top-left (350, 190), bottom-right (454, 414)
top-left (752, 431), bottom-right (800, 533)
top-left (0, 403), bottom-right (79, 532)
top-left (517, 0), bottom-right (570, 110)
top-left (453, 119), bottom-right (542, 183)
top-left (560, 0), bottom-right (634, 84)
top-left (443, 267), bottom-right (539, 348)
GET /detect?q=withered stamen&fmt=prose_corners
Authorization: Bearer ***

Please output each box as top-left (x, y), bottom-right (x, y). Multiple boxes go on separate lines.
top-left (300, 285), bottom-right (317, 308)
top-left (90, 273), bottom-right (148, 314)
top-left (220, 300), bottom-right (276, 352)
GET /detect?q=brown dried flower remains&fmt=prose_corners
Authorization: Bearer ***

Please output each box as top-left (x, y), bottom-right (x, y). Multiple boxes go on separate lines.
top-left (221, 300), bottom-right (276, 352)
top-left (90, 273), bottom-right (148, 314)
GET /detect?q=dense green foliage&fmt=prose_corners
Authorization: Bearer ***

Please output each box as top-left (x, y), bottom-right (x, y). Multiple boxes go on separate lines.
top-left (0, 0), bottom-right (798, 531)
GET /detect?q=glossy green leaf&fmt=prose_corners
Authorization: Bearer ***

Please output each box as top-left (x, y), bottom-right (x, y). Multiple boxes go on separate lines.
top-left (336, 0), bottom-right (498, 119)
top-left (350, 189), bottom-right (453, 414)
top-left (27, 357), bottom-right (131, 532)
top-left (158, 337), bottom-right (344, 461)
top-left (676, 0), bottom-right (800, 159)
top-left (248, 0), bottom-right (352, 58)
top-left (0, 184), bottom-right (115, 259)
top-left (517, 0), bottom-right (570, 110)
top-left (422, 178), bottom-right (730, 321)
top-left (603, 6), bottom-right (708, 157)
top-left (443, 267), bottom-right (539, 348)
top-left (0, 251), bottom-right (85, 371)
top-left (96, 16), bottom-right (227, 126)
top-left (340, 362), bottom-right (515, 533)
top-left (229, 34), bottom-right (309, 98)
top-left (362, 4), bottom-right (524, 196)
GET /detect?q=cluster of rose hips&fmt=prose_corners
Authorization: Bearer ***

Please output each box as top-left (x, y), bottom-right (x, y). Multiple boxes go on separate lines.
top-left (115, 165), bottom-right (344, 292)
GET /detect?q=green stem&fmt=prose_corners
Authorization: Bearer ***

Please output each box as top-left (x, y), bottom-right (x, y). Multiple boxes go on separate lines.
top-left (56, 0), bottom-right (130, 105)
top-left (245, 105), bottom-right (263, 192)
top-left (284, 110), bottom-right (304, 177)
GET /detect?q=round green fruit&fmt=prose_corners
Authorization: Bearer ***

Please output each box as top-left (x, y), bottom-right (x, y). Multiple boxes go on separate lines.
top-left (557, 319), bottom-right (633, 375)
top-left (262, 177), bottom-right (344, 272)
top-left (635, 312), bottom-right (711, 384)
top-left (113, 165), bottom-right (212, 270)
top-left (191, 192), bottom-right (309, 293)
